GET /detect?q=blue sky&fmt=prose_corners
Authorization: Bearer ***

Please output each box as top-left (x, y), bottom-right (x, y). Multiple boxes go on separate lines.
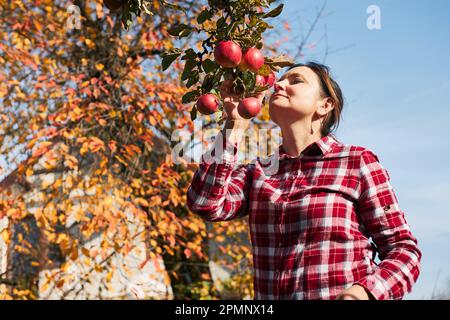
top-left (276, 0), bottom-right (450, 299)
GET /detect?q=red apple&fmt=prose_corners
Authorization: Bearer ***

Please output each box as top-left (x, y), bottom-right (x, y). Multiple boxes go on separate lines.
top-left (213, 41), bottom-right (242, 68)
top-left (196, 94), bottom-right (219, 115)
top-left (264, 72), bottom-right (276, 87)
top-left (255, 75), bottom-right (266, 86)
top-left (237, 97), bottom-right (262, 119)
top-left (255, 72), bottom-right (276, 88)
top-left (104, 0), bottom-right (124, 11)
top-left (241, 48), bottom-right (264, 73)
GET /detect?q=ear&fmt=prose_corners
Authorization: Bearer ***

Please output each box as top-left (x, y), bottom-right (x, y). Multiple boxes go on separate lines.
top-left (317, 97), bottom-right (334, 117)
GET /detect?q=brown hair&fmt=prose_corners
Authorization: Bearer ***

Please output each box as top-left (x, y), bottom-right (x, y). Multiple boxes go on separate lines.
top-left (287, 62), bottom-right (344, 137)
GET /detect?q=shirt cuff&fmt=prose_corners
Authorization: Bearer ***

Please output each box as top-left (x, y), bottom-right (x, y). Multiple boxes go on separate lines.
top-left (354, 273), bottom-right (391, 300)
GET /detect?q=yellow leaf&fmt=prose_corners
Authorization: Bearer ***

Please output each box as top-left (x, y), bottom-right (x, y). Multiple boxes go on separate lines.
top-left (70, 246), bottom-right (78, 260)
top-left (189, 222), bottom-right (199, 233)
top-left (0, 229), bottom-right (11, 243)
top-left (134, 197), bottom-right (149, 207)
top-left (164, 245), bottom-right (174, 256)
top-left (106, 270), bottom-right (114, 283)
top-left (33, 19), bottom-right (43, 32)
top-left (95, 63), bottom-right (104, 71)
top-left (85, 38), bottom-right (95, 49)
top-left (25, 167), bottom-right (34, 177)
top-left (80, 142), bottom-right (89, 156)
top-left (64, 155), bottom-right (78, 169)
top-left (81, 247), bottom-right (90, 257)
top-left (53, 178), bottom-right (62, 189)
top-left (89, 137), bottom-right (105, 153)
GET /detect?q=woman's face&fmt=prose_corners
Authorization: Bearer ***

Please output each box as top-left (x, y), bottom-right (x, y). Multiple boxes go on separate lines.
top-left (269, 66), bottom-right (327, 125)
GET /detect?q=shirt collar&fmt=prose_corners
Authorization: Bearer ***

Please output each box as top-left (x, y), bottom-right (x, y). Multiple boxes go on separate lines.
top-left (278, 133), bottom-right (339, 159)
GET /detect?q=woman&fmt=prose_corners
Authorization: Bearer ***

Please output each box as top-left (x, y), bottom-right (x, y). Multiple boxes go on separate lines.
top-left (186, 62), bottom-right (422, 300)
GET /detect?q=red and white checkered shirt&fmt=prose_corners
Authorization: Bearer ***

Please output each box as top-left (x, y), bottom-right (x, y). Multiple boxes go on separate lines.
top-left (187, 131), bottom-right (422, 300)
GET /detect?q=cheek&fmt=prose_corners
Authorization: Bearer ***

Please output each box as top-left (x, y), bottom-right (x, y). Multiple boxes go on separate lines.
top-left (289, 87), bottom-right (318, 108)
top-left (288, 85), bottom-right (314, 100)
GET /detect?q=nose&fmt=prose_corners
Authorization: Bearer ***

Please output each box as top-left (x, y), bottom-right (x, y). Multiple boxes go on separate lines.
top-left (273, 80), bottom-right (286, 93)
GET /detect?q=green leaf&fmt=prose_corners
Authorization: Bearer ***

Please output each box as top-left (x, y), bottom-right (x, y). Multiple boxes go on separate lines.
top-left (182, 90), bottom-right (200, 104)
top-left (168, 24), bottom-right (192, 37)
top-left (186, 71), bottom-right (200, 88)
top-left (179, 28), bottom-right (193, 38)
top-left (228, 19), bottom-right (241, 35)
top-left (160, 0), bottom-right (187, 13)
top-left (197, 9), bottom-right (213, 24)
top-left (181, 49), bottom-right (198, 61)
top-left (121, 4), bottom-right (136, 30)
top-left (257, 21), bottom-right (272, 33)
top-left (161, 49), bottom-right (182, 71)
top-left (241, 71), bottom-right (256, 91)
top-left (201, 59), bottom-right (218, 73)
top-left (262, 4), bottom-right (284, 18)
top-left (190, 107), bottom-right (197, 121)
top-left (216, 17), bottom-right (225, 29)
top-left (201, 73), bottom-right (215, 93)
top-left (234, 77), bottom-right (245, 96)
top-left (181, 59), bottom-right (197, 81)
top-left (249, 15), bottom-right (258, 27)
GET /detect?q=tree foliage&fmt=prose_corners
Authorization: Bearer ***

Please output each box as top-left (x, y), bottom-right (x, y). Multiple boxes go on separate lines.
top-left (0, 0), bottom-right (295, 299)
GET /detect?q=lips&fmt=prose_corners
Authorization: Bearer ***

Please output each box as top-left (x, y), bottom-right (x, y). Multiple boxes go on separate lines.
top-left (271, 93), bottom-right (288, 99)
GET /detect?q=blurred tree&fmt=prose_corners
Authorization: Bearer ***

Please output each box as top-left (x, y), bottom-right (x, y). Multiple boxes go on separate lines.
top-left (0, 0), bottom-right (329, 299)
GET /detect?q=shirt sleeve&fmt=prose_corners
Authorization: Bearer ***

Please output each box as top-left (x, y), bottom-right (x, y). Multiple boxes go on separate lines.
top-left (186, 128), bottom-right (253, 222)
top-left (354, 150), bottom-right (422, 300)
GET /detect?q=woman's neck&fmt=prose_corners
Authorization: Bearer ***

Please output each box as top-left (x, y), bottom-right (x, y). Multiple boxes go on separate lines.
top-left (280, 119), bottom-right (323, 157)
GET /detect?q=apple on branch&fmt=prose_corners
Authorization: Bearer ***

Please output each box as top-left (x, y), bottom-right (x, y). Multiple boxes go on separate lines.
top-left (256, 71), bottom-right (276, 88)
top-left (213, 41), bottom-right (242, 68)
top-left (238, 48), bottom-right (265, 73)
top-left (196, 93), bottom-right (219, 115)
top-left (237, 97), bottom-right (261, 119)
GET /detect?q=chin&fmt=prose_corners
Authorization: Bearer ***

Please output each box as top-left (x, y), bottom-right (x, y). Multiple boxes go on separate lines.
top-left (268, 105), bottom-right (285, 124)
top-left (269, 100), bottom-right (290, 109)
top-left (269, 102), bottom-right (293, 117)
top-left (269, 104), bottom-right (307, 123)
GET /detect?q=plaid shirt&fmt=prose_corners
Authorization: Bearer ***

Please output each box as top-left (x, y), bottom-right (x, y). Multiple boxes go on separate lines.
top-left (187, 131), bottom-right (421, 300)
